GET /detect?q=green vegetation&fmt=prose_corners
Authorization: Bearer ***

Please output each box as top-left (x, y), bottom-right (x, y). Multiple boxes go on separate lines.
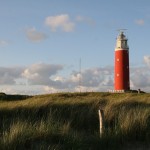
top-left (0, 92), bottom-right (149, 150)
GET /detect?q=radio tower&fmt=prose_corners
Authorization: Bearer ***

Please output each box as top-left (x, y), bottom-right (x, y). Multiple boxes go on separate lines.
top-left (79, 58), bottom-right (82, 93)
top-left (114, 30), bottom-right (130, 91)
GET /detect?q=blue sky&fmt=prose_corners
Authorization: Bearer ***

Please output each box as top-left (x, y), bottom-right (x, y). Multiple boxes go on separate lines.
top-left (0, 0), bottom-right (150, 94)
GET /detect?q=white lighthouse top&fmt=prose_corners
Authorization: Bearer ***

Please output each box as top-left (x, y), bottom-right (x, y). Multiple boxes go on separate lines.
top-left (115, 31), bottom-right (129, 51)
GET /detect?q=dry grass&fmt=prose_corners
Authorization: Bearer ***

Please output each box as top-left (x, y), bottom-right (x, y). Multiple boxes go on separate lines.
top-left (0, 92), bottom-right (149, 149)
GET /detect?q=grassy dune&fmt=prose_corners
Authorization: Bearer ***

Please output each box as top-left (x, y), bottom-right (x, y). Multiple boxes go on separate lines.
top-left (0, 92), bottom-right (149, 150)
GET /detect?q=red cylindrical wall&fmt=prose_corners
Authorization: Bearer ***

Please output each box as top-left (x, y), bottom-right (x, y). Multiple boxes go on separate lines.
top-left (114, 49), bottom-right (130, 90)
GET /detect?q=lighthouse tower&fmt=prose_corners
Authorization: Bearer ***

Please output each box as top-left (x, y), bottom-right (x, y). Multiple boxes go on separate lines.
top-left (114, 31), bottom-right (130, 91)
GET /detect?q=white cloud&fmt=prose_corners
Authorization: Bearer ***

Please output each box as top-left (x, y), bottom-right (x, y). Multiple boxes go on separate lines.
top-left (135, 19), bottom-right (145, 26)
top-left (130, 67), bottom-right (150, 89)
top-left (45, 14), bottom-right (75, 32)
top-left (0, 58), bottom-right (150, 94)
top-left (0, 85), bottom-right (47, 95)
top-left (53, 76), bottom-right (65, 82)
top-left (25, 27), bottom-right (47, 42)
top-left (0, 67), bottom-right (23, 85)
top-left (0, 40), bottom-right (10, 46)
top-left (0, 64), bottom-right (113, 93)
top-left (144, 55), bottom-right (150, 67)
top-left (0, 86), bottom-right (16, 94)
top-left (43, 86), bottom-right (59, 93)
top-left (22, 63), bottom-right (63, 85)
top-left (130, 56), bottom-right (150, 91)
top-left (51, 67), bottom-right (114, 91)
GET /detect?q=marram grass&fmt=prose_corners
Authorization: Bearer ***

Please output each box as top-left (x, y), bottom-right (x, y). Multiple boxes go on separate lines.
top-left (0, 92), bottom-right (149, 150)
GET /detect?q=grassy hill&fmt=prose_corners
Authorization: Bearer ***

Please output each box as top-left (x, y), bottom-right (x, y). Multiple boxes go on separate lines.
top-left (0, 92), bottom-right (149, 150)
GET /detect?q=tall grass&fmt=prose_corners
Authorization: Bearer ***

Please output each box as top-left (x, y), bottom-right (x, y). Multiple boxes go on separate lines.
top-left (0, 92), bottom-right (149, 149)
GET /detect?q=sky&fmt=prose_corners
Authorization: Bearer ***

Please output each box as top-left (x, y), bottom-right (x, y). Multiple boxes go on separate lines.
top-left (0, 0), bottom-right (150, 94)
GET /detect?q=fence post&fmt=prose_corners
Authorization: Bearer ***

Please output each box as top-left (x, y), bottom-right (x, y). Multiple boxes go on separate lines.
top-left (98, 108), bottom-right (104, 138)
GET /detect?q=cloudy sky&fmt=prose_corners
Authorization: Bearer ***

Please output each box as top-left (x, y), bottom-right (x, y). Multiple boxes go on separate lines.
top-left (0, 0), bottom-right (150, 94)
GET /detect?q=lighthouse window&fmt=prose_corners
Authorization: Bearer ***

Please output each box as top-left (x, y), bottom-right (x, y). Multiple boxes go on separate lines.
top-left (125, 41), bottom-right (127, 46)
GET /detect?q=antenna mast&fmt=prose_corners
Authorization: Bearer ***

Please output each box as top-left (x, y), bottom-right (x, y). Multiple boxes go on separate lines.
top-left (79, 58), bottom-right (82, 93)
top-left (117, 29), bottom-right (127, 33)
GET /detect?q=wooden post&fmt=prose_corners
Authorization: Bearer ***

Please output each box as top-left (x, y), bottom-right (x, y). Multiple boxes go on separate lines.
top-left (98, 108), bottom-right (104, 138)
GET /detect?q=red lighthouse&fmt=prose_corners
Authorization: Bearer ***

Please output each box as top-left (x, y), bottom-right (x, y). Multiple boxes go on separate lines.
top-left (114, 31), bottom-right (130, 91)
